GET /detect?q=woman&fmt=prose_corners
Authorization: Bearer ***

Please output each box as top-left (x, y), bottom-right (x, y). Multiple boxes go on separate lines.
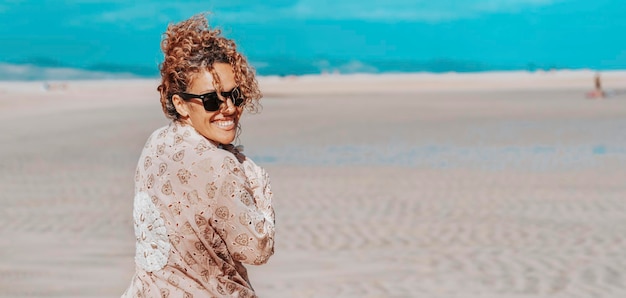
top-left (122, 14), bottom-right (275, 298)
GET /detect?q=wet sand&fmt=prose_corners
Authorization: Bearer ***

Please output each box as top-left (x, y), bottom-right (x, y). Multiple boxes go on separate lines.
top-left (1, 71), bottom-right (626, 297)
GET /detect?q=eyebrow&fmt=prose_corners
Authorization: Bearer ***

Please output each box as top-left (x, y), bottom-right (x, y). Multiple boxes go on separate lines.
top-left (195, 89), bottom-right (216, 94)
top-left (194, 86), bottom-right (237, 94)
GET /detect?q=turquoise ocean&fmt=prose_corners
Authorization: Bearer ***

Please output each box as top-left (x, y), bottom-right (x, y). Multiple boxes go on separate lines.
top-left (0, 0), bottom-right (624, 80)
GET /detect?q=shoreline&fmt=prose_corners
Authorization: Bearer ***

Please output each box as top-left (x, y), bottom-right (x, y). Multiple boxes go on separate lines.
top-left (1, 69), bottom-right (625, 95)
top-left (1, 69), bottom-right (623, 120)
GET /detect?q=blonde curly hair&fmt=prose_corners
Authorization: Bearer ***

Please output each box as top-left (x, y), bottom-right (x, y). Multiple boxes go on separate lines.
top-left (157, 13), bottom-right (262, 120)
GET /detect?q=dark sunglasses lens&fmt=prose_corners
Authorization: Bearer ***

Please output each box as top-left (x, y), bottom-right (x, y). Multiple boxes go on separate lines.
top-left (230, 88), bottom-right (244, 106)
top-left (202, 94), bottom-right (221, 111)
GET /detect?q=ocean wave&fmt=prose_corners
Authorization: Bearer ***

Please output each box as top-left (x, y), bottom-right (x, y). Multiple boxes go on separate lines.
top-left (250, 57), bottom-right (504, 76)
top-left (0, 63), bottom-right (141, 81)
top-left (0, 57), bottom-right (572, 81)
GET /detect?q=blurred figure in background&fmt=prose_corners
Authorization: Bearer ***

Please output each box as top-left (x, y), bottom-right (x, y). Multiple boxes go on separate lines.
top-left (588, 72), bottom-right (605, 99)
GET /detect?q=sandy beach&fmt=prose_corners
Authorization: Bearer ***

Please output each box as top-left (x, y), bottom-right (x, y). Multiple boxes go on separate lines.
top-left (1, 70), bottom-right (626, 297)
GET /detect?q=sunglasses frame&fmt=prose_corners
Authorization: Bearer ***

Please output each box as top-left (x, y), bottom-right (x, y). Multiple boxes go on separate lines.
top-left (178, 87), bottom-right (244, 112)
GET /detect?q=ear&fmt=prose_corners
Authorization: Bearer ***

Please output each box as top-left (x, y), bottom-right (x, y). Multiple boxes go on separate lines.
top-left (172, 94), bottom-right (190, 117)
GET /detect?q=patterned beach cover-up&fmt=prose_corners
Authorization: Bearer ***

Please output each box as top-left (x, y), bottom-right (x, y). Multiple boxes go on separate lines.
top-left (122, 121), bottom-right (275, 298)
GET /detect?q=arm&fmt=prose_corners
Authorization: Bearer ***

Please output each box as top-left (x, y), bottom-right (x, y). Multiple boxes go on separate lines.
top-left (241, 158), bottom-right (274, 221)
top-left (221, 144), bottom-right (274, 221)
top-left (222, 144), bottom-right (274, 221)
top-left (189, 152), bottom-right (275, 265)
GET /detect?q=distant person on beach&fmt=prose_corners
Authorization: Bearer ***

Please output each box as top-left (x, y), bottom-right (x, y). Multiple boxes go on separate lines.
top-left (588, 72), bottom-right (605, 99)
top-left (122, 14), bottom-right (275, 297)
top-left (595, 73), bottom-right (604, 97)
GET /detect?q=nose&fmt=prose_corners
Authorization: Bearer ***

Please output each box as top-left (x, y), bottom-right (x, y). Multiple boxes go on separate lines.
top-left (220, 97), bottom-right (236, 114)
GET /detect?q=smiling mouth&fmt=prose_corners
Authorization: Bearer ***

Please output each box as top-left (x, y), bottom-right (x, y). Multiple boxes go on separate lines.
top-left (214, 120), bottom-right (235, 128)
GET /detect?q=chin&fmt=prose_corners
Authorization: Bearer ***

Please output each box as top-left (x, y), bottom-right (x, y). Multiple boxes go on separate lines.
top-left (219, 138), bottom-right (235, 145)
top-left (215, 134), bottom-right (236, 145)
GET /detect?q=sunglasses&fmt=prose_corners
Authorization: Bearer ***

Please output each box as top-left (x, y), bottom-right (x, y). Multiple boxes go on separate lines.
top-left (178, 87), bottom-right (244, 112)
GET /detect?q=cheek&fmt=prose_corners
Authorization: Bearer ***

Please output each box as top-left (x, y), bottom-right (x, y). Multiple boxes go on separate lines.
top-left (190, 105), bottom-right (215, 118)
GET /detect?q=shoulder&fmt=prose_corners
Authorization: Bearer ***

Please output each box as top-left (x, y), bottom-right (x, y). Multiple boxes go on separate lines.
top-left (142, 124), bottom-right (170, 148)
top-left (191, 147), bottom-right (242, 175)
top-left (143, 123), bottom-right (243, 174)
top-left (145, 122), bottom-right (220, 160)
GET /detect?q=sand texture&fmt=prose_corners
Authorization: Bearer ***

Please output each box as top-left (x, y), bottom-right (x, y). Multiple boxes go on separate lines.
top-left (1, 71), bottom-right (626, 297)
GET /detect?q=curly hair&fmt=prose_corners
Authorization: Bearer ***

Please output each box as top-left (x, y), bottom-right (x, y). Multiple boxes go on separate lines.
top-left (157, 13), bottom-right (262, 120)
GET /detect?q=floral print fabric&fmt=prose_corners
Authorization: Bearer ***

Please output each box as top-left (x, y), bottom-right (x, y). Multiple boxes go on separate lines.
top-left (122, 122), bottom-right (275, 298)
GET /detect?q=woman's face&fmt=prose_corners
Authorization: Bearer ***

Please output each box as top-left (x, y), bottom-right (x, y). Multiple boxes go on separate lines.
top-left (175, 63), bottom-right (243, 145)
